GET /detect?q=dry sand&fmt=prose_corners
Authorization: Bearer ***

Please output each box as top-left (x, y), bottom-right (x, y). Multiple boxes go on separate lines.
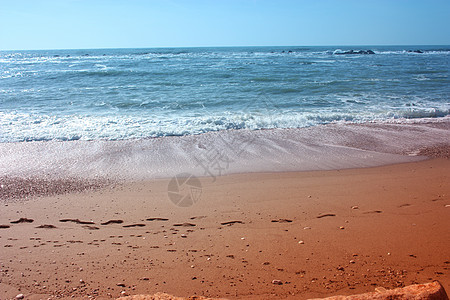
top-left (1, 157), bottom-right (449, 299)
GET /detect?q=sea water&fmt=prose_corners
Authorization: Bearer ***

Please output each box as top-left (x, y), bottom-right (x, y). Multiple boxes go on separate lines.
top-left (1, 46), bottom-right (449, 143)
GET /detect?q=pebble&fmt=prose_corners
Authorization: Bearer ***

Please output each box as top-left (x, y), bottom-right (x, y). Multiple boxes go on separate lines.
top-left (351, 206), bottom-right (359, 209)
top-left (339, 226), bottom-right (345, 230)
top-left (272, 280), bottom-right (283, 285)
top-left (16, 294), bottom-right (24, 300)
top-left (181, 234), bottom-right (187, 238)
top-left (140, 277), bottom-right (149, 281)
top-left (303, 227), bottom-right (311, 230)
top-left (79, 279), bottom-right (85, 284)
top-left (350, 260), bottom-right (355, 264)
top-left (117, 283), bottom-right (126, 287)
top-left (298, 240), bottom-right (305, 244)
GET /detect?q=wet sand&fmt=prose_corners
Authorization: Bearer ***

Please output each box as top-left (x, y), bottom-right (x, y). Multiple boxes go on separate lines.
top-left (1, 157), bottom-right (449, 299)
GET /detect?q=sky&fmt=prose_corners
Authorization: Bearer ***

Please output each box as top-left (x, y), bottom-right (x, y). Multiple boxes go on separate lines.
top-left (0, 0), bottom-right (449, 50)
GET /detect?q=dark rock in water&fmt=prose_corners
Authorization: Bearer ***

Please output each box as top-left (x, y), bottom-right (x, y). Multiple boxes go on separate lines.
top-left (407, 49), bottom-right (424, 54)
top-left (335, 49), bottom-right (375, 55)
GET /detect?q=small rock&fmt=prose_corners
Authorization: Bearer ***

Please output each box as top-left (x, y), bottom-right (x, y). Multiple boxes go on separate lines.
top-left (79, 279), bottom-right (85, 284)
top-left (120, 291), bottom-right (128, 296)
top-left (298, 240), bottom-right (305, 244)
top-left (16, 294), bottom-right (24, 300)
top-left (351, 206), bottom-right (359, 209)
top-left (140, 277), bottom-right (149, 281)
top-left (350, 260), bottom-right (355, 264)
top-left (181, 234), bottom-right (187, 238)
top-left (303, 227), bottom-right (311, 230)
top-left (117, 283), bottom-right (126, 287)
top-left (339, 226), bottom-right (345, 230)
top-left (272, 280), bottom-right (283, 285)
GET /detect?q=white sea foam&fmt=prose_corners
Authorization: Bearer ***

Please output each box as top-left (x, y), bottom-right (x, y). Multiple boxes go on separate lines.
top-left (1, 119), bottom-right (448, 182)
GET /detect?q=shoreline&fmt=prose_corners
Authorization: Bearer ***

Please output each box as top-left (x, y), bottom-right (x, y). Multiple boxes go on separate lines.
top-left (1, 118), bottom-right (449, 200)
top-left (0, 157), bottom-right (449, 299)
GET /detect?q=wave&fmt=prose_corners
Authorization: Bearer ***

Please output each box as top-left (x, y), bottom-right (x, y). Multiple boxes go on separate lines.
top-left (1, 107), bottom-right (449, 143)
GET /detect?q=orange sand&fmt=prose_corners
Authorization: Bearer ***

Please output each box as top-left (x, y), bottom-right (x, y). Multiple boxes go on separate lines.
top-left (1, 158), bottom-right (449, 299)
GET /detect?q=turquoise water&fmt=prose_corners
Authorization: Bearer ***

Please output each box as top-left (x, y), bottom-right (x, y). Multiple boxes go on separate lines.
top-left (1, 46), bottom-right (449, 142)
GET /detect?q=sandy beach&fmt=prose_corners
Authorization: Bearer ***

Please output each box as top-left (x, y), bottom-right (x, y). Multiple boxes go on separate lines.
top-left (1, 140), bottom-right (449, 299)
top-left (2, 2), bottom-right (450, 298)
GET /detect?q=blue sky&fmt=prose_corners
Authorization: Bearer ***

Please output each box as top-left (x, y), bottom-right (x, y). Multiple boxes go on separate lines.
top-left (1, 0), bottom-right (449, 50)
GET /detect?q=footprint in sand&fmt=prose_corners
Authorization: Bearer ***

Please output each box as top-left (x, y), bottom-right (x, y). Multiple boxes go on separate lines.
top-left (271, 219), bottom-right (293, 223)
top-left (190, 216), bottom-right (207, 220)
top-left (10, 218), bottom-right (34, 224)
top-left (122, 224), bottom-right (146, 228)
top-left (60, 219), bottom-right (95, 224)
top-left (146, 218), bottom-right (169, 221)
top-left (101, 220), bottom-right (124, 225)
top-left (221, 221), bottom-right (245, 226)
top-left (82, 225), bottom-right (100, 230)
top-left (173, 223), bottom-right (196, 227)
top-left (36, 224), bottom-right (57, 229)
top-left (316, 214), bottom-right (336, 219)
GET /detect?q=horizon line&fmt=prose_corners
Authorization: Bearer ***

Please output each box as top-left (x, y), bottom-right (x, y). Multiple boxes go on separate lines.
top-left (1, 44), bottom-right (449, 52)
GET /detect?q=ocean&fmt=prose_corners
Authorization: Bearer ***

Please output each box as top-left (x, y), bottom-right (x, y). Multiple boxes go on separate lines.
top-left (1, 46), bottom-right (449, 143)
